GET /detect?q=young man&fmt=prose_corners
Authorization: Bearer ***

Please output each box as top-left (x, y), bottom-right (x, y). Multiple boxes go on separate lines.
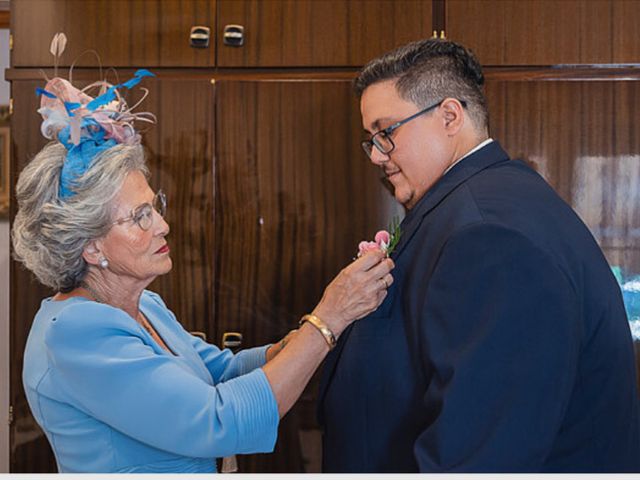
top-left (319, 38), bottom-right (640, 473)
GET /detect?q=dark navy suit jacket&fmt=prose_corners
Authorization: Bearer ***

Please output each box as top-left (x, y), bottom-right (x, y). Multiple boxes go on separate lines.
top-left (319, 141), bottom-right (640, 472)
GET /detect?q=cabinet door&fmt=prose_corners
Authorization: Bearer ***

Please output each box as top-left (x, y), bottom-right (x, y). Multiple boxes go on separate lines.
top-left (214, 77), bottom-right (401, 471)
top-left (446, 0), bottom-right (640, 65)
top-left (9, 72), bottom-right (215, 472)
top-left (217, 0), bottom-right (433, 67)
top-left (11, 0), bottom-right (216, 67)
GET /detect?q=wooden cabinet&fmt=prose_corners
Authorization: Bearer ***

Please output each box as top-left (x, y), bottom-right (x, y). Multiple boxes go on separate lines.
top-left (12, 1), bottom-right (640, 69)
top-left (214, 77), bottom-right (397, 348)
top-left (11, 1), bottom-right (216, 67)
top-left (447, 0), bottom-right (640, 65)
top-left (12, 0), bottom-right (433, 69)
top-left (217, 0), bottom-right (433, 67)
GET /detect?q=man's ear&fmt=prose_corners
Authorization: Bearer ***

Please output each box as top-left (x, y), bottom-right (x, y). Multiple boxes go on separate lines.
top-left (440, 98), bottom-right (465, 136)
top-left (82, 240), bottom-right (103, 267)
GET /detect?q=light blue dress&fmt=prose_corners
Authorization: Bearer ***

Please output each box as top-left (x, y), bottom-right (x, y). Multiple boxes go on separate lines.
top-left (22, 290), bottom-right (279, 473)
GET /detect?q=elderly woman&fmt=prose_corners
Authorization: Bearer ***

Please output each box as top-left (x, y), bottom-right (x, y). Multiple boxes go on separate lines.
top-left (12, 70), bottom-right (394, 473)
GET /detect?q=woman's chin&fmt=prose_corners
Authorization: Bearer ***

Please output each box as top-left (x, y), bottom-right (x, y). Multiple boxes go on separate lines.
top-left (161, 257), bottom-right (173, 274)
top-left (152, 256), bottom-right (173, 276)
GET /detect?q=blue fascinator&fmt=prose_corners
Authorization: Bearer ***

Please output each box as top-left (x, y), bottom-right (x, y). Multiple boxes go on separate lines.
top-left (36, 33), bottom-right (157, 199)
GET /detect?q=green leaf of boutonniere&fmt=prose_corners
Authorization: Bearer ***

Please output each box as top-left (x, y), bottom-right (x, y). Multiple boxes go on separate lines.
top-left (385, 216), bottom-right (402, 256)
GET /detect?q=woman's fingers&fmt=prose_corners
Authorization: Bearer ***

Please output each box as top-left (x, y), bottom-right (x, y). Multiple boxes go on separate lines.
top-left (359, 258), bottom-right (394, 293)
top-left (313, 250), bottom-right (395, 333)
top-left (350, 248), bottom-right (386, 272)
top-left (374, 272), bottom-right (394, 291)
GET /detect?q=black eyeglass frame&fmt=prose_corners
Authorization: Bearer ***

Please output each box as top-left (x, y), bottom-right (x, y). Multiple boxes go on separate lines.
top-left (361, 98), bottom-right (468, 158)
top-left (111, 189), bottom-right (167, 231)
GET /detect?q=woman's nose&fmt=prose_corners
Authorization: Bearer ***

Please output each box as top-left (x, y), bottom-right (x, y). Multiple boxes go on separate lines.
top-left (154, 210), bottom-right (170, 236)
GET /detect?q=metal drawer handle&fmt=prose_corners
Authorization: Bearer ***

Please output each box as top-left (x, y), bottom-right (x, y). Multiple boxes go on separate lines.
top-left (190, 26), bottom-right (210, 48)
top-left (223, 25), bottom-right (245, 47)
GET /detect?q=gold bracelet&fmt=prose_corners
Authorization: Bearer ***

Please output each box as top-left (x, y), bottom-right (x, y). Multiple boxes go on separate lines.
top-left (299, 314), bottom-right (337, 350)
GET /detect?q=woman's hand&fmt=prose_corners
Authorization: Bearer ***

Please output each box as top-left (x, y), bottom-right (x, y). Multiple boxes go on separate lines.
top-left (312, 249), bottom-right (394, 338)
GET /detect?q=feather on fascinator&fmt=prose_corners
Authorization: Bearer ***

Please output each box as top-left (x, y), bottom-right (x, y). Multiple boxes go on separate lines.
top-left (36, 33), bottom-right (157, 199)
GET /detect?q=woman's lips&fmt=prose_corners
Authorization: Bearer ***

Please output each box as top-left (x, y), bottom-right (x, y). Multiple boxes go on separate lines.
top-left (155, 244), bottom-right (170, 254)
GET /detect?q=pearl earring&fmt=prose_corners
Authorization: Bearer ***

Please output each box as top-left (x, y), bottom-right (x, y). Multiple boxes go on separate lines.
top-left (99, 258), bottom-right (109, 269)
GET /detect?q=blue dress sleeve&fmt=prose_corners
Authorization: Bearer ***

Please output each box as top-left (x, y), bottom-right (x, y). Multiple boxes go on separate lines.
top-left (144, 291), bottom-right (270, 382)
top-left (413, 223), bottom-right (580, 472)
top-left (189, 336), bottom-right (270, 382)
top-left (44, 303), bottom-right (279, 459)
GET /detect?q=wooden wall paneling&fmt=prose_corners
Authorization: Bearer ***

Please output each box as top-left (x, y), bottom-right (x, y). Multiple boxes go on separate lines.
top-left (214, 78), bottom-right (401, 471)
top-left (506, 0), bottom-right (583, 64)
top-left (216, 0), bottom-right (433, 67)
top-left (485, 81), bottom-right (582, 199)
top-left (9, 71), bottom-right (215, 471)
top-left (612, 0), bottom-right (640, 63)
top-left (445, 0), bottom-right (506, 65)
top-left (447, 0), bottom-right (614, 65)
top-left (485, 78), bottom-right (640, 274)
top-left (214, 78), bottom-right (399, 348)
top-left (432, 0), bottom-right (445, 34)
top-left (143, 76), bottom-right (216, 338)
top-left (608, 82), bottom-right (640, 392)
top-left (10, 80), bottom-right (57, 473)
top-left (11, 0), bottom-right (216, 67)
top-left (607, 82), bottom-right (640, 276)
top-left (573, 0), bottom-right (612, 62)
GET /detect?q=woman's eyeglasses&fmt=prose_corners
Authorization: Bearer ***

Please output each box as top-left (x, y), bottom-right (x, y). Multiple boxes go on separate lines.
top-left (111, 190), bottom-right (167, 231)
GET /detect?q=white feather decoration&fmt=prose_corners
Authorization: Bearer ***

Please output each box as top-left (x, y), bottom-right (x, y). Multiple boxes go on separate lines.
top-left (49, 32), bottom-right (67, 58)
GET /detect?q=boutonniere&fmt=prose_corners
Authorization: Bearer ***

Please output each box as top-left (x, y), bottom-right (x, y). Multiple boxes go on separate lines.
top-left (357, 217), bottom-right (402, 258)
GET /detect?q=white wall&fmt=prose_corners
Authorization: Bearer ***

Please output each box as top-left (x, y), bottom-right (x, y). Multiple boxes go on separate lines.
top-left (1, 26), bottom-right (10, 473)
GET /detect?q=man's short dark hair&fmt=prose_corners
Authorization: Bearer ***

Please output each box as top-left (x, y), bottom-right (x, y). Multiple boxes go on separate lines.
top-left (355, 38), bottom-right (488, 132)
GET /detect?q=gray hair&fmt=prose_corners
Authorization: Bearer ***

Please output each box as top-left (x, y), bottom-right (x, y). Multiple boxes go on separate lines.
top-left (354, 38), bottom-right (489, 132)
top-left (12, 142), bottom-right (149, 292)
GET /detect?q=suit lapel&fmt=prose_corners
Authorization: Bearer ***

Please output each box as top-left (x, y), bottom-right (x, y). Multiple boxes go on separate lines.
top-left (391, 141), bottom-right (511, 261)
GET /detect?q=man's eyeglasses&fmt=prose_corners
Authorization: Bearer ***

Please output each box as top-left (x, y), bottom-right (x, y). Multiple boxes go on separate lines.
top-left (361, 99), bottom-right (467, 158)
top-left (111, 190), bottom-right (167, 231)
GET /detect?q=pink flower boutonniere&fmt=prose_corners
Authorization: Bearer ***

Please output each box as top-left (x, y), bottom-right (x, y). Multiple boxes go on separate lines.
top-left (357, 217), bottom-right (402, 258)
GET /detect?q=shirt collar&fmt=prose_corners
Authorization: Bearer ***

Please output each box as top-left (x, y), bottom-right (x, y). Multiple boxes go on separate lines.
top-left (443, 137), bottom-right (494, 175)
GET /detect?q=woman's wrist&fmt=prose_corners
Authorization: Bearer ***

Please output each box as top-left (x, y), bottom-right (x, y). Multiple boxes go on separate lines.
top-left (266, 329), bottom-right (298, 361)
top-left (299, 314), bottom-right (337, 350)
top-left (311, 306), bottom-right (347, 338)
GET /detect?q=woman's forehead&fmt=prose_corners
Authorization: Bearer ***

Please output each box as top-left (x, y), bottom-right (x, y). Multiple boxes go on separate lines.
top-left (113, 171), bottom-right (154, 211)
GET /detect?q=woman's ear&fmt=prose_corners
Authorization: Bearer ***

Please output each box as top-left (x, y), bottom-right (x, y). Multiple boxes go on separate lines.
top-left (440, 98), bottom-right (465, 136)
top-left (82, 240), bottom-right (103, 267)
